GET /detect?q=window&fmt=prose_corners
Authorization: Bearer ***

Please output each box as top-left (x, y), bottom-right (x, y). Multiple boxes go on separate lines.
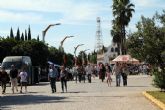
top-left (115, 48), bottom-right (118, 52)
top-left (111, 48), bottom-right (114, 52)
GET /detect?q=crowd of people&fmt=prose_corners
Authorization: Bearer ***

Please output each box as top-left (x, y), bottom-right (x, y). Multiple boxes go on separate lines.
top-left (0, 62), bottom-right (149, 94)
top-left (70, 62), bottom-right (129, 87)
top-left (0, 65), bottom-right (28, 94)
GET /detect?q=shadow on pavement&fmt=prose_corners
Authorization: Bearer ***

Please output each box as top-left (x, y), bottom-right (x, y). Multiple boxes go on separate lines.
top-left (0, 94), bottom-right (70, 108)
top-left (29, 82), bottom-right (50, 86)
top-left (67, 91), bottom-right (88, 93)
top-left (126, 85), bottom-right (150, 87)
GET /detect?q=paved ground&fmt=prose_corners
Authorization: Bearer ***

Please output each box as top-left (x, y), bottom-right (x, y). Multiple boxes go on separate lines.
top-left (0, 75), bottom-right (160, 110)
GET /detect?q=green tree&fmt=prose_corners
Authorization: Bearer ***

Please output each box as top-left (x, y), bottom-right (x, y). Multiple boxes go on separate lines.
top-left (0, 38), bottom-right (18, 62)
top-left (37, 35), bottom-right (39, 41)
top-left (16, 28), bottom-right (20, 41)
top-left (66, 53), bottom-right (74, 67)
top-left (48, 46), bottom-right (63, 65)
top-left (28, 25), bottom-right (31, 40)
top-left (112, 0), bottom-right (135, 55)
top-left (111, 20), bottom-right (121, 55)
top-left (12, 40), bottom-right (49, 67)
top-left (25, 30), bottom-right (28, 41)
top-left (21, 33), bottom-right (24, 41)
top-left (127, 11), bottom-right (165, 90)
top-left (10, 27), bottom-right (14, 39)
top-left (88, 51), bottom-right (97, 64)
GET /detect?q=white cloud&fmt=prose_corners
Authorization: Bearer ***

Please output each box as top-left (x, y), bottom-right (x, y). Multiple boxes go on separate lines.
top-left (0, 10), bottom-right (44, 24)
top-left (0, 0), bottom-right (108, 25)
top-left (132, 0), bottom-right (164, 9)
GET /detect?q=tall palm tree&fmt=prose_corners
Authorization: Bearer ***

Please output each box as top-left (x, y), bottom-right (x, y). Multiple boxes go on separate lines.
top-left (112, 0), bottom-right (135, 55)
top-left (111, 20), bottom-right (121, 55)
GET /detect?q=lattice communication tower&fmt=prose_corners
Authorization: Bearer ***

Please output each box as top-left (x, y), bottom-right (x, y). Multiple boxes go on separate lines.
top-left (95, 17), bottom-right (103, 53)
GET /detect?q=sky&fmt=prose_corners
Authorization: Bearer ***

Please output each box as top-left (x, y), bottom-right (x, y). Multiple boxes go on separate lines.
top-left (0, 0), bottom-right (165, 55)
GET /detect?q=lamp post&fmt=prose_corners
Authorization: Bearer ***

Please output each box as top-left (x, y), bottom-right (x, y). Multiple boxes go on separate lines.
top-left (82, 49), bottom-right (90, 65)
top-left (74, 44), bottom-right (84, 66)
top-left (42, 23), bottom-right (61, 43)
top-left (60, 36), bottom-right (74, 66)
top-left (74, 44), bottom-right (84, 57)
top-left (60, 36), bottom-right (74, 51)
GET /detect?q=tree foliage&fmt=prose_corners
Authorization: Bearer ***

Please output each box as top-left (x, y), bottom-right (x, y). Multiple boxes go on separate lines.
top-left (28, 25), bottom-right (31, 40)
top-left (111, 0), bottom-right (135, 55)
top-left (25, 30), bottom-right (28, 41)
top-left (126, 10), bottom-right (165, 90)
top-left (12, 40), bottom-right (49, 67)
top-left (0, 38), bottom-right (18, 62)
top-left (10, 27), bottom-right (14, 39)
top-left (16, 28), bottom-right (20, 41)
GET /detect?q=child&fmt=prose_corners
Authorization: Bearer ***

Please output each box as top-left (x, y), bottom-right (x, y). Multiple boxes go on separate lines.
top-left (19, 69), bottom-right (28, 93)
top-left (105, 65), bottom-right (112, 86)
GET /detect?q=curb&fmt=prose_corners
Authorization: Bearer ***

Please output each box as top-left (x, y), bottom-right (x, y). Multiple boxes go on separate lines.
top-left (142, 91), bottom-right (165, 110)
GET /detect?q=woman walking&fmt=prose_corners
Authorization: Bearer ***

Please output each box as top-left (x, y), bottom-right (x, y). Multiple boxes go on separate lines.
top-left (105, 64), bottom-right (112, 86)
top-left (99, 63), bottom-right (106, 82)
top-left (60, 66), bottom-right (68, 93)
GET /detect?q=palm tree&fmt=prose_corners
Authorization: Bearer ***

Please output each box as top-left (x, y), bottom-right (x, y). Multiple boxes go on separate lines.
top-left (112, 0), bottom-right (135, 55)
top-left (111, 19), bottom-right (121, 55)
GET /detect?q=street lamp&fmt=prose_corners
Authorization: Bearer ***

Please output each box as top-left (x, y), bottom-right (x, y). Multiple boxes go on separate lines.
top-left (74, 44), bottom-right (84, 66)
top-left (74, 44), bottom-right (84, 57)
top-left (42, 23), bottom-right (61, 43)
top-left (60, 36), bottom-right (74, 48)
top-left (60, 36), bottom-right (74, 66)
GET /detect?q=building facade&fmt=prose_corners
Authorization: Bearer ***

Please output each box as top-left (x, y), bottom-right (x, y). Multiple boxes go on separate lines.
top-left (97, 42), bottom-right (118, 64)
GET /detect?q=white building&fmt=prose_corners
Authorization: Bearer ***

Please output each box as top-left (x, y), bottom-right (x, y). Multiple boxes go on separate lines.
top-left (97, 42), bottom-right (118, 64)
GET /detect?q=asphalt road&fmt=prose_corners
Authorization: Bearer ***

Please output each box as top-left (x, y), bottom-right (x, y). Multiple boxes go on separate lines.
top-left (0, 75), bottom-right (160, 110)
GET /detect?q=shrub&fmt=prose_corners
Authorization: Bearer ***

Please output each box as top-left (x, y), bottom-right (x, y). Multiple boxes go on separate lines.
top-left (153, 69), bottom-right (165, 91)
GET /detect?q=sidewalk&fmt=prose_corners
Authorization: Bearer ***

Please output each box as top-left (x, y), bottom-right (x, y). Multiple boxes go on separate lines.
top-left (0, 75), bottom-right (160, 110)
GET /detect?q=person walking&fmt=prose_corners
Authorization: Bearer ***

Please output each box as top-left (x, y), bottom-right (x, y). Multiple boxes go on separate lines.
top-left (99, 63), bottom-right (106, 82)
top-left (105, 64), bottom-right (112, 86)
top-left (82, 65), bottom-right (86, 83)
top-left (85, 64), bottom-right (93, 83)
top-left (121, 63), bottom-right (128, 86)
top-left (60, 66), bottom-right (68, 93)
top-left (0, 67), bottom-right (9, 94)
top-left (48, 64), bottom-right (58, 93)
top-left (77, 65), bottom-right (83, 83)
top-left (73, 66), bottom-right (78, 83)
top-left (19, 68), bottom-right (28, 93)
top-left (112, 62), bottom-right (121, 87)
top-left (9, 65), bottom-right (19, 93)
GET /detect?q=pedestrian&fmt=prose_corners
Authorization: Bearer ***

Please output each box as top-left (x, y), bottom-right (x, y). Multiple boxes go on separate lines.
top-left (60, 66), bottom-right (68, 93)
top-left (121, 63), bottom-right (128, 86)
top-left (0, 67), bottom-right (9, 94)
top-left (99, 63), bottom-right (106, 82)
top-left (9, 65), bottom-right (19, 93)
top-left (77, 65), bottom-right (83, 83)
top-left (48, 64), bottom-right (58, 93)
top-left (73, 66), bottom-right (78, 83)
top-left (105, 64), bottom-right (112, 86)
top-left (112, 62), bottom-right (121, 87)
top-left (85, 64), bottom-right (93, 83)
top-left (82, 65), bottom-right (86, 83)
top-left (19, 68), bottom-right (28, 93)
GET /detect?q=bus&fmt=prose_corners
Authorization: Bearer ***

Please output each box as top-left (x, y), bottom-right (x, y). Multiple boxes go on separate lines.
top-left (1, 56), bottom-right (35, 84)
